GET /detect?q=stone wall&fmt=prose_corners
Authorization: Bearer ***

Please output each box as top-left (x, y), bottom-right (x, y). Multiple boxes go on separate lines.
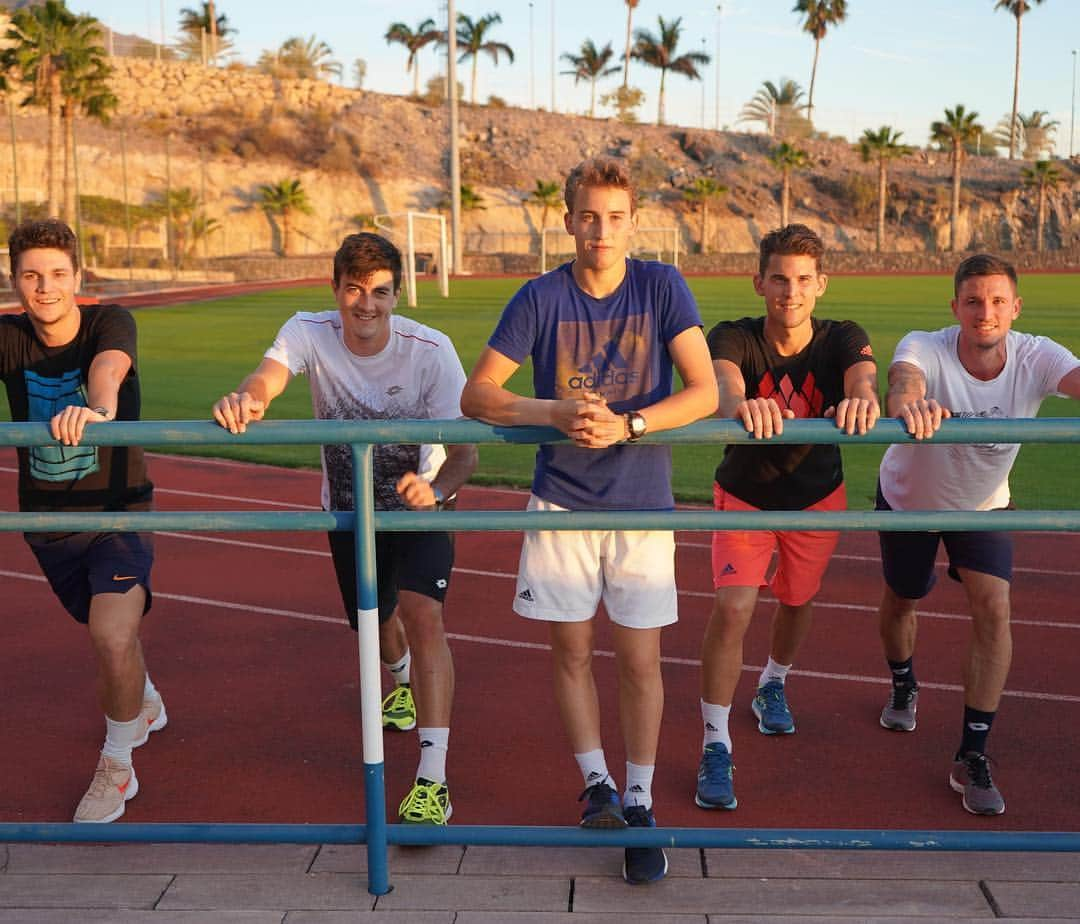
top-left (108, 58), bottom-right (361, 120)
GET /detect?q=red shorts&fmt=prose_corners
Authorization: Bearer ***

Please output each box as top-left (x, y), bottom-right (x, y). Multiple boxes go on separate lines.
top-left (711, 483), bottom-right (846, 607)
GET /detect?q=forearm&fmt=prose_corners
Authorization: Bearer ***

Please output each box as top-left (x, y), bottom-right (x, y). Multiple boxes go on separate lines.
top-left (235, 372), bottom-right (277, 408)
top-left (432, 444), bottom-right (479, 498)
top-left (85, 352), bottom-right (132, 417)
top-left (886, 362), bottom-right (926, 415)
top-left (637, 380), bottom-right (719, 435)
top-left (461, 382), bottom-right (558, 427)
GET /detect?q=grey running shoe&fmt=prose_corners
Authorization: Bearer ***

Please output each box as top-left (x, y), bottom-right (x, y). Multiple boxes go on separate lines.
top-left (880, 682), bottom-right (918, 731)
top-left (950, 752), bottom-right (1005, 816)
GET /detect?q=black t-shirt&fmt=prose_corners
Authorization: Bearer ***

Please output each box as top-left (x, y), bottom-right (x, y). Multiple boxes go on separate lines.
top-left (707, 316), bottom-right (873, 510)
top-left (0, 304), bottom-right (152, 512)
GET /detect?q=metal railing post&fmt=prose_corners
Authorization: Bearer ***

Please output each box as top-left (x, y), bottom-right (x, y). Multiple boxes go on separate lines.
top-left (351, 443), bottom-right (391, 895)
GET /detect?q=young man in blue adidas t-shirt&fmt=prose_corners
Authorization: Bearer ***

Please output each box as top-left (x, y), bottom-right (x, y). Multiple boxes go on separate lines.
top-left (461, 157), bottom-right (718, 884)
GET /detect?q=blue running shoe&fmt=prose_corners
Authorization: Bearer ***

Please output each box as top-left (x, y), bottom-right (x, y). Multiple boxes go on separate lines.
top-left (695, 742), bottom-right (737, 810)
top-left (752, 680), bottom-right (795, 735)
top-left (622, 805), bottom-right (668, 884)
top-left (578, 781), bottom-right (626, 829)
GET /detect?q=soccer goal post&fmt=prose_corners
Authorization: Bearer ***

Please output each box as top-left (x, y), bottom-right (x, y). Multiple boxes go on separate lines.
top-left (540, 226), bottom-right (680, 274)
top-left (372, 212), bottom-right (450, 308)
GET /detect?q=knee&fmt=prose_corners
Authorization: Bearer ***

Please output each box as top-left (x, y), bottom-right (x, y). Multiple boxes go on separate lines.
top-left (707, 599), bottom-right (754, 642)
top-left (970, 598), bottom-right (1011, 643)
top-left (397, 596), bottom-right (446, 644)
top-left (89, 625), bottom-right (139, 665)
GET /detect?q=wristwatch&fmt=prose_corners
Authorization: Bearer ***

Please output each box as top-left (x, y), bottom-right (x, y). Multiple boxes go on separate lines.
top-left (431, 485), bottom-right (446, 509)
top-left (625, 412), bottom-right (647, 442)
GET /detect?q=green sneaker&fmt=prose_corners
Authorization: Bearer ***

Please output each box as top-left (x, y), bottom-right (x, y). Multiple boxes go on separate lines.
top-left (382, 685), bottom-right (416, 731)
top-left (399, 778), bottom-right (452, 824)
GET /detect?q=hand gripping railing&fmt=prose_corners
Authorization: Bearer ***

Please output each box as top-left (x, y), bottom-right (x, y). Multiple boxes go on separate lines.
top-left (2, 417), bottom-right (1079, 895)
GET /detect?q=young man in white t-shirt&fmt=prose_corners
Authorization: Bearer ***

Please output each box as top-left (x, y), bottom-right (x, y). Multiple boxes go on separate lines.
top-left (876, 253), bottom-right (1080, 816)
top-left (212, 233), bottom-right (477, 825)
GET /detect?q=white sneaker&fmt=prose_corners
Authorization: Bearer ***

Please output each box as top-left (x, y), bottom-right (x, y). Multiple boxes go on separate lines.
top-left (133, 693), bottom-right (168, 748)
top-left (73, 756), bottom-right (138, 823)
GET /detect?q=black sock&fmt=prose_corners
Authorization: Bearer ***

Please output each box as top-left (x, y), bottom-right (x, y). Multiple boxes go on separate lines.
top-left (959, 706), bottom-right (996, 756)
top-left (887, 657), bottom-right (917, 688)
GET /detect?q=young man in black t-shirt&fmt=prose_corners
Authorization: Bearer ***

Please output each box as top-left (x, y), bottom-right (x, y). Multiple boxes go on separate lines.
top-left (695, 224), bottom-right (879, 811)
top-left (3, 219), bottom-right (164, 824)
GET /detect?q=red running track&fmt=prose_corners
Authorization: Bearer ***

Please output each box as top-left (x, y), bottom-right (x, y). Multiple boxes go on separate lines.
top-left (2, 451), bottom-right (1078, 833)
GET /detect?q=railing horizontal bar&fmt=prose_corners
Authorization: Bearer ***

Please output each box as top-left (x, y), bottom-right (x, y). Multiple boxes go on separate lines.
top-left (1, 418), bottom-right (1078, 447)
top-left (4, 510), bottom-right (1080, 533)
top-left (0, 823), bottom-right (1077, 852)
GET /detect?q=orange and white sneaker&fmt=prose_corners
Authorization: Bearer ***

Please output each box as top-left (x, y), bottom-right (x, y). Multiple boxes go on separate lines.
top-left (73, 756), bottom-right (139, 823)
top-left (133, 693), bottom-right (168, 748)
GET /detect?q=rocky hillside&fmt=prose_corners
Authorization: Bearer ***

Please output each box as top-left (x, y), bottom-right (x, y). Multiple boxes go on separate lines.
top-left (2, 58), bottom-right (1078, 269)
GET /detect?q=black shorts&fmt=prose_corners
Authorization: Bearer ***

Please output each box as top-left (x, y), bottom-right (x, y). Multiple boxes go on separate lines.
top-left (25, 531), bottom-right (154, 624)
top-left (876, 485), bottom-right (1012, 600)
top-left (327, 529), bottom-right (454, 630)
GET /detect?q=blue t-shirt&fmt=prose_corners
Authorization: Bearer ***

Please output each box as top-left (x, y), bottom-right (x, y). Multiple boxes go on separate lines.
top-left (488, 259), bottom-right (703, 510)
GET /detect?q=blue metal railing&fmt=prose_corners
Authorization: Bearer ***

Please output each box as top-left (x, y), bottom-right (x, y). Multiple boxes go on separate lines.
top-left (2, 417), bottom-right (1079, 895)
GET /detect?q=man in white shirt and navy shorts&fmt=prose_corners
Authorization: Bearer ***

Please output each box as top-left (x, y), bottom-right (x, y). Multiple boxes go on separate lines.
top-left (213, 233), bottom-right (477, 826)
top-left (876, 253), bottom-right (1080, 816)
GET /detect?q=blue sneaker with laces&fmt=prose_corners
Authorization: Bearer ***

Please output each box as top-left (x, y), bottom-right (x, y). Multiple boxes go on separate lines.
top-left (578, 781), bottom-right (626, 829)
top-left (752, 680), bottom-right (795, 735)
top-left (622, 804), bottom-right (668, 884)
top-left (695, 742), bottom-right (737, 809)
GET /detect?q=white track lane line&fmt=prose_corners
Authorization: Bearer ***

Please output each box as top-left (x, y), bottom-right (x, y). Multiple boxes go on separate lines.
top-left (152, 532), bottom-right (1080, 632)
top-left (4, 565), bottom-right (1075, 705)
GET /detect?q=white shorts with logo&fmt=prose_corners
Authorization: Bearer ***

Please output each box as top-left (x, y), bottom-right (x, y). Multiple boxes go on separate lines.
top-left (512, 495), bottom-right (678, 629)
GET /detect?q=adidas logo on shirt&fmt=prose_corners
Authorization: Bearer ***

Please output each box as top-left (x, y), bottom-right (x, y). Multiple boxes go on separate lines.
top-left (721, 563), bottom-right (737, 576)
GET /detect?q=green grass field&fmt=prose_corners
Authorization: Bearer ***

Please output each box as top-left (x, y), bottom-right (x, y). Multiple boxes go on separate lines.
top-left (130, 272), bottom-right (1080, 509)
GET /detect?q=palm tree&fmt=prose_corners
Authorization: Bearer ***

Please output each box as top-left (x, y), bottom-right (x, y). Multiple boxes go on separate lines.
top-left (1, 1), bottom-right (111, 220)
top-left (739, 78), bottom-right (811, 139)
top-left (526, 179), bottom-right (562, 230)
top-left (258, 35), bottom-right (342, 81)
top-left (858, 126), bottom-right (911, 253)
top-left (996, 109), bottom-right (1060, 159)
top-left (59, 20), bottom-right (116, 227)
top-left (768, 142), bottom-right (809, 227)
top-left (258, 179), bottom-right (314, 256)
top-left (1021, 159), bottom-right (1061, 252)
top-left (792, 0), bottom-right (847, 125)
top-left (456, 12), bottom-right (514, 105)
top-left (179, 2), bottom-right (232, 63)
top-left (561, 40), bottom-right (618, 118)
top-left (630, 16), bottom-right (710, 126)
top-left (682, 178), bottom-right (728, 254)
top-left (994, 0), bottom-right (1046, 160)
top-left (155, 187), bottom-right (199, 268)
top-left (622, 0), bottom-right (640, 88)
top-left (931, 104), bottom-right (983, 252)
top-left (384, 18), bottom-right (440, 97)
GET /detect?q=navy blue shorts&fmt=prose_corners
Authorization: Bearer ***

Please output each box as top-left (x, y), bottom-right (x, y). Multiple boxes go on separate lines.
top-left (328, 528), bottom-right (454, 630)
top-left (876, 485), bottom-right (1012, 600)
top-left (26, 531), bottom-right (154, 624)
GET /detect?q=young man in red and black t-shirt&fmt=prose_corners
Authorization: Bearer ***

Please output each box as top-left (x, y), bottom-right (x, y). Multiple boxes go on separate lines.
top-left (694, 224), bottom-right (879, 811)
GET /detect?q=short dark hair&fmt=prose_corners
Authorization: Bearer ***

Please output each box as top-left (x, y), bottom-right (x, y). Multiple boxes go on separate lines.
top-left (953, 253), bottom-right (1018, 296)
top-left (757, 223), bottom-right (824, 277)
top-left (564, 156), bottom-right (637, 214)
top-left (332, 233), bottom-right (402, 290)
top-left (8, 219), bottom-right (79, 275)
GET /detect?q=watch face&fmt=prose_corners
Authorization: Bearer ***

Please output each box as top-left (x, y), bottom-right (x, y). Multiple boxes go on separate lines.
top-left (630, 413), bottom-right (646, 438)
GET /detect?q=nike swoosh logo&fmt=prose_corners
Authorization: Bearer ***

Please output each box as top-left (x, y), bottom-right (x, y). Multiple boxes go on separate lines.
top-left (112, 574), bottom-right (138, 582)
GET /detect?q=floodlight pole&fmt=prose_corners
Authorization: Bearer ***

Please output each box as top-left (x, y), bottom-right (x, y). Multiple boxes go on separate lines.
top-left (1071, 49), bottom-right (1077, 159)
top-left (715, 4), bottom-right (722, 131)
top-left (405, 211), bottom-right (417, 308)
top-left (448, 0), bottom-right (463, 275)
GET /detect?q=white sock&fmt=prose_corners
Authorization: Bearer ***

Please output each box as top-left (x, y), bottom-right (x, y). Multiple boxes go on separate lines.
top-left (101, 715), bottom-right (141, 765)
top-left (417, 727), bottom-right (449, 783)
top-left (701, 699), bottom-right (732, 752)
top-left (574, 748), bottom-right (613, 789)
top-left (143, 673), bottom-right (159, 702)
top-left (384, 649), bottom-right (411, 686)
top-left (624, 762), bottom-right (654, 810)
top-left (759, 657), bottom-right (791, 687)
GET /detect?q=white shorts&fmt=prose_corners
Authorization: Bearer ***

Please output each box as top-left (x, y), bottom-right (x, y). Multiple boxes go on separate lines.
top-left (512, 495), bottom-right (678, 629)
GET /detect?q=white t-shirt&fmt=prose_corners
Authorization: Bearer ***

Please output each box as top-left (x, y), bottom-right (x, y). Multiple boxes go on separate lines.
top-left (265, 310), bottom-right (467, 511)
top-left (879, 326), bottom-right (1078, 511)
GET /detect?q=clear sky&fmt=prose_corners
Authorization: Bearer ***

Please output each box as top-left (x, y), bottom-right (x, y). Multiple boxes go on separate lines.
top-left (101, 0), bottom-right (1079, 155)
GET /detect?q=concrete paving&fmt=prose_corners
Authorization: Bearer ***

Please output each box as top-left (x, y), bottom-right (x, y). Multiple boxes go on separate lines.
top-left (2, 843), bottom-right (1079, 921)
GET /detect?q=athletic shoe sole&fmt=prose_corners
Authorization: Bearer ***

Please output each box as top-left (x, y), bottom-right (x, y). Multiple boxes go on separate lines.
top-left (751, 699), bottom-right (795, 736)
top-left (580, 808), bottom-right (628, 829)
top-left (695, 792), bottom-right (738, 810)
